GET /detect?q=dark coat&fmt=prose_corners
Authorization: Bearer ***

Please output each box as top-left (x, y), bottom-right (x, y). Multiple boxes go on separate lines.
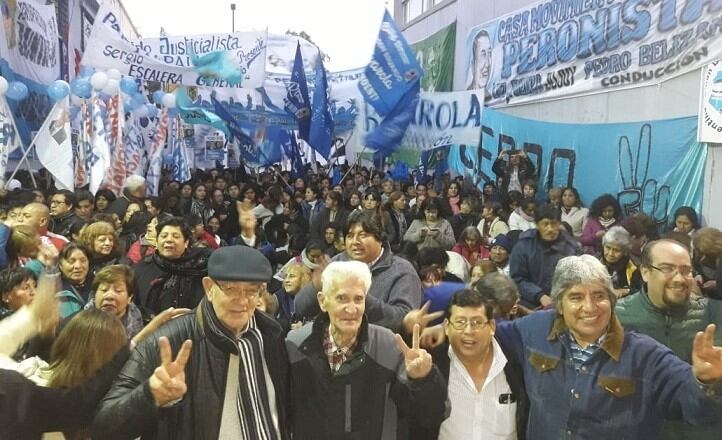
top-left (0, 346), bottom-right (129, 440)
top-left (492, 156), bottom-right (536, 194)
top-left (93, 303), bottom-right (290, 440)
top-left (309, 207), bottom-right (349, 241)
top-left (285, 313), bottom-right (448, 440)
top-left (49, 211), bottom-right (83, 239)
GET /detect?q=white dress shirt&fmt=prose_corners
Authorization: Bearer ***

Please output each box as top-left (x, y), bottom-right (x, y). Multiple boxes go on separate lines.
top-left (438, 339), bottom-right (517, 440)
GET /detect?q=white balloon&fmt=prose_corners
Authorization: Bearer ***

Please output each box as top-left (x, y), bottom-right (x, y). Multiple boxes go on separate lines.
top-left (134, 105), bottom-right (149, 118)
top-left (0, 77), bottom-right (7, 97)
top-left (162, 93), bottom-right (176, 108)
top-left (106, 68), bottom-right (122, 81)
top-left (90, 71), bottom-right (109, 91)
top-left (102, 78), bottom-right (119, 95)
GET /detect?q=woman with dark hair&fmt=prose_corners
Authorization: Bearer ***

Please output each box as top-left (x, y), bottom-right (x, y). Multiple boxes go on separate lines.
top-left (93, 189), bottom-right (116, 214)
top-left (449, 197), bottom-right (480, 241)
top-left (77, 221), bottom-right (122, 275)
top-left (125, 216), bottom-right (158, 265)
top-left (0, 267), bottom-right (36, 322)
top-left (56, 243), bottom-right (93, 319)
top-left (178, 182), bottom-right (193, 215)
top-left (451, 226), bottom-right (490, 265)
top-left (346, 191), bottom-right (362, 211)
top-left (580, 193), bottom-right (623, 255)
top-left (118, 211), bottom-right (153, 255)
top-left (560, 187), bottom-right (588, 238)
top-left (404, 197), bottom-right (455, 250)
top-left (132, 216), bottom-right (211, 314)
top-left (508, 197), bottom-right (537, 232)
top-left (446, 181), bottom-right (462, 215)
top-left (362, 189), bottom-right (396, 245)
top-left (671, 206), bottom-right (699, 235)
top-left (476, 200), bottom-right (510, 241)
top-left (189, 183), bottom-right (213, 224)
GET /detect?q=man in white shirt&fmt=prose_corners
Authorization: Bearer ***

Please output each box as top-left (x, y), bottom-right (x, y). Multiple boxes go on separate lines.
top-left (416, 288), bottom-right (525, 440)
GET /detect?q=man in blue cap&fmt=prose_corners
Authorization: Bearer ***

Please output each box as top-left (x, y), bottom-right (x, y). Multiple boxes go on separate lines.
top-left (94, 246), bottom-right (290, 440)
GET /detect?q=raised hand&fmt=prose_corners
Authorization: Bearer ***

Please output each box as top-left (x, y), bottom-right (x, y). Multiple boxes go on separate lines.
top-left (149, 337), bottom-right (192, 406)
top-left (132, 308), bottom-right (191, 346)
top-left (419, 324), bottom-right (446, 349)
top-left (692, 324), bottom-right (722, 384)
top-left (395, 324), bottom-right (433, 379)
top-left (403, 301), bottom-right (445, 335)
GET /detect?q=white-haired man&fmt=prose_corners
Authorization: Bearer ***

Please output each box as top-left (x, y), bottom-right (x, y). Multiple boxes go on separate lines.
top-left (285, 261), bottom-right (447, 439)
top-left (107, 175), bottom-right (147, 218)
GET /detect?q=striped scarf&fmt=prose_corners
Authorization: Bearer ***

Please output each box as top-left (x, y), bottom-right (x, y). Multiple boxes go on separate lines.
top-left (202, 300), bottom-right (280, 440)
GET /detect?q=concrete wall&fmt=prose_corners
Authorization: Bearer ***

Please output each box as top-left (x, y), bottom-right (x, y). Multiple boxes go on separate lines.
top-left (396, 0), bottom-right (719, 228)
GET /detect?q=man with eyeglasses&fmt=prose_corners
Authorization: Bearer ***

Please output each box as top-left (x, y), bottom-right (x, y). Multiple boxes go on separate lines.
top-left (94, 246), bottom-right (290, 440)
top-left (616, 239), bottom-right (722, 440)
top-left (415, 288), bottom-right (524, 440)
top-left (48, 190), bottom-right (83, 240)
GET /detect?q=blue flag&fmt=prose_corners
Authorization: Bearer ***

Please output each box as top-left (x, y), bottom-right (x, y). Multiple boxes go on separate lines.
top-left (308, 54), bottom-right (334, 159)
top-left (391, 160), bottom-right (409, 182)
top-left (284, 42), bottom-right (312, 142)
top-left (212, 95), bottom-right (255, 147)
top-left (176, 87), bottom-right (230, 138)
top-left (169, 116), bottom-right (191, 182)
top-left (364, 80), bottom-right (420, 154)
top-left (281, 131), bottom-right (305, 180)
top-left (358, 10), bottom-right (423, 117)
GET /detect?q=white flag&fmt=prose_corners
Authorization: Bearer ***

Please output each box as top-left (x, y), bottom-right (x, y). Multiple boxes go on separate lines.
top-left (34, 97), bottom-right (74, 190)
top-left (90, 93), bottom-right (112, 194)
top-left (0, 97), bottom-right (24, 180)
top-left (146, 108), bottom-right (169, 196)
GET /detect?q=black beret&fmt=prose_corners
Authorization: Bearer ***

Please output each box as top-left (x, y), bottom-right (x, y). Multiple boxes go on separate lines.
top-left (208, 246), bottom-right (272, 282)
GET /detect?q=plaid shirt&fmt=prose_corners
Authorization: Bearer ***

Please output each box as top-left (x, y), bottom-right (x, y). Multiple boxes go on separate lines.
top-left (322, 325), bottom-right (357, 372)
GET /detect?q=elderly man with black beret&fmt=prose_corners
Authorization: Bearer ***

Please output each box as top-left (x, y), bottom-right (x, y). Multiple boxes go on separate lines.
top-left (94, 246), bottom-right (290, 440)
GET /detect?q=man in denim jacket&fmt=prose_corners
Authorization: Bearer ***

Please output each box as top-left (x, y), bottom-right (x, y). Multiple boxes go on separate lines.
top-left (495, 255), bottom-right (722, 439)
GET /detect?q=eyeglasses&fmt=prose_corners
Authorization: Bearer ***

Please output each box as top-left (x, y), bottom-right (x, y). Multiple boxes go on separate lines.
top-left (213, 280), bottom-right (261, 300)
top-left (447, 319), bottom-right (490, 331)
top-left (648, 264), bottom-right (694, 277)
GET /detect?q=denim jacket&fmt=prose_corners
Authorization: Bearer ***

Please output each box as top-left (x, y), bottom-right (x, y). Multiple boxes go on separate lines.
top-left (496, 310), bottom-right (722, 440)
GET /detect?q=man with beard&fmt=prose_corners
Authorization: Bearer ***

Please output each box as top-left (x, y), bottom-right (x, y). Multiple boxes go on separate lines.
top-left (616, 239), bottom-right (722, 440)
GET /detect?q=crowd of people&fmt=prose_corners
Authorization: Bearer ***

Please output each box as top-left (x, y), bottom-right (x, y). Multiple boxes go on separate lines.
top-left (1, 150), bottom-right (722, 439)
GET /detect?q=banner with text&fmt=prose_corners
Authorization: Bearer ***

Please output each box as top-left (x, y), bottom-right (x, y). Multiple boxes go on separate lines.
top-left (411, 21), bottom-right (456, 92)
top-left (82, 3), bottom-right (267, 88)
top-left (698, 60), bottom-right (722, 143)
top-left (465, 0), bottom-right (722, 107)
top-left (447, 108), bottom-right (706, 229)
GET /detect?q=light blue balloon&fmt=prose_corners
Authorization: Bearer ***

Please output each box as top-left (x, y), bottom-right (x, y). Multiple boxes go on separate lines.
top-left (71, 78), bottom-right (91, 98)
top-left (146, 104), bottom-right (159, 118)
top-left (152, 90), bottom-right (165, 104)
top-left (47, 80), bottom-right (70, 102)
top-left (6, 81), bottom-right (28, 101)
top-left (168, 107), bottom-right (180, 118)
top-left (120, 77), bottom-right (138, 95)
top-left (130, 93), bottom-right (146, 110)
top-left (79, 66), bottom-right (95, 78)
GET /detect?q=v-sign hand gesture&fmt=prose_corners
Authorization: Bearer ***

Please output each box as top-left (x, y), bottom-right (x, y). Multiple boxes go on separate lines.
top-left (692, 324), bottom-right (722, 384)
top-left (395, 324), bottom-right (434, 380)
top-left (149, 336), bottom-right (193, 406)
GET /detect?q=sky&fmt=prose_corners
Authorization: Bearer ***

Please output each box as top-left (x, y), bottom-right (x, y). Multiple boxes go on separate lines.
top-left (121, 0), bottom-right (392, 72)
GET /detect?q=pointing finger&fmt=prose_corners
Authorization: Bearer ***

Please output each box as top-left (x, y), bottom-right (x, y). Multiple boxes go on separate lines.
top-left (419, 301), bottom-right (431, 314)
top-left (412, 324), bottom-right (420, 350)
top-left (421, 310), bottom-right (444, 326)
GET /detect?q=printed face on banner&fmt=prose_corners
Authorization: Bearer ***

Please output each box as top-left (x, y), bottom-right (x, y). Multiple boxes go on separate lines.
top-left (465, 0), bottom-right (722, 107)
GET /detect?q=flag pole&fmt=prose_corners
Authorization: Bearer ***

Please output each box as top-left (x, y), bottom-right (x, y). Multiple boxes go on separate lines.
top-left (338, 144), bottom-right (367, 185)
top-left (3, 97), bottom-right (40, 189)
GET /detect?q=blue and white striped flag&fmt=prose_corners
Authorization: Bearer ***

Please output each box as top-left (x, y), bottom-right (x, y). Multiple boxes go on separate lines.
top-left (169, 116), bottom-right (191, 182)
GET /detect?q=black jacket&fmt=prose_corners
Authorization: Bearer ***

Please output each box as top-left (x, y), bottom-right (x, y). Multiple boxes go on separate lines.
top-left (309, 207), bottom-right (349, 241)
top-left (414, 339), bottom-right (528, 440)
top-left (93, 302), bottom-right (290, 440)
top-left (492, 156), bottom-right (536, 194)
top-left (49, 211), bottom-right (82, 239)
top-left (0, 346), bottom-right (129, 440)
top-left (285, 313), bottom-right (448, 439)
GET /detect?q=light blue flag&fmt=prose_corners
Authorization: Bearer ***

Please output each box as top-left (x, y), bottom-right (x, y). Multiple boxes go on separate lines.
top-left (176, 87), bottom-right (230, 138)
top-left (189, 46), bottom-right (243, 86)
top-left (359, 10), bottom-right (423, 117)
top-left (169, 116), bottom-right (191, 182)
top-left (308, 54), bottom-right (334, 159)
top-left (284, 42), bottom-right (312, 142)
